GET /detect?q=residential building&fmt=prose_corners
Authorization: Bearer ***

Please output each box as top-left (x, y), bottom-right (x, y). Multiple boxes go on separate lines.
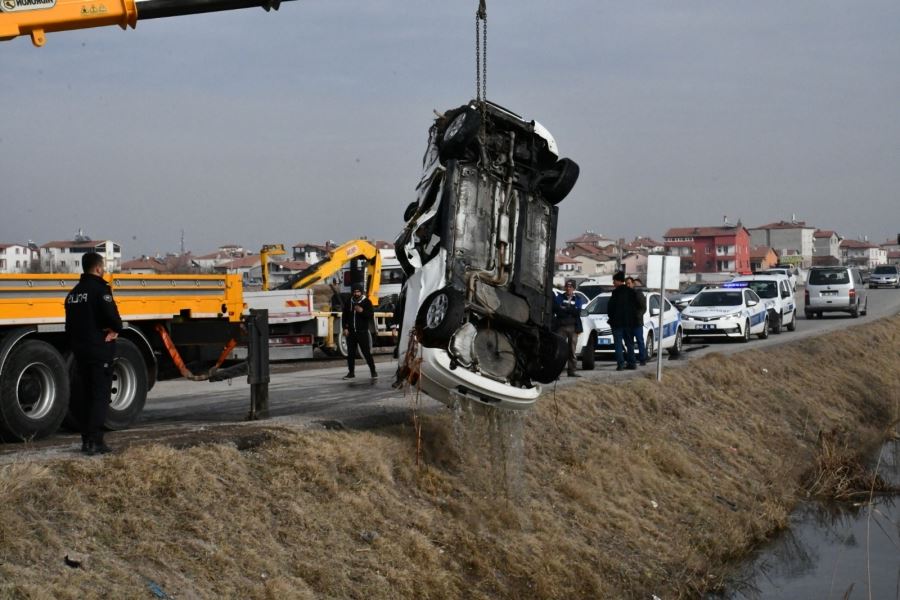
top-left (887, 251), bottom-right (900, 266)
top-left (292, 242), bottom-right (330, 263)
top-left (748, 220), bottom-right (816, 268)
top-left (879, 236), bottom-right (900, 253)
top-left (748, 246), bottom-right (779, 272)
top-left (622, 252), bottom-right (648, 278)
top-left (840, 240), bottom-right (886, 268)
top-left (0, 243), bottom-right (39, 273)
top-left (663, 225), bottom-right (752, 275)
top-left (41, 235), bottom-right (121, 273)
top-left (554, 251), bottom-right (580, 275)
top-left (121, 253), bottom-right (197, 275)
top-left (564, 231), bottom-right (617, 251)
top-left (623, 237), bottom-right (665, 254)
top-left (192, 245), bottom-right (248, 271)
top-left (812, 230), bottom-right (842, 266)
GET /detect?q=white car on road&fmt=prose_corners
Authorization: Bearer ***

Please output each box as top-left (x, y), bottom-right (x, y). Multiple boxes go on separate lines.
top-left (680, 284), bottom-right (769, 342)
top-left (576, 291), bottom-right (684, 369)
top-left (730, 274), bottom-right (797, 334)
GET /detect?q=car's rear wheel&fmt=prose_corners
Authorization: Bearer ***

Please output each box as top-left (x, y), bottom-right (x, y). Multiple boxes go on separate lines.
top-left (438, 107), bottom-right (481, 163)
top-left (862, 298), bottom-right (868, 316)
top-left (850, 302), bottom-right (859, 318)
top-left (530, 331), bottom-right (569, 384)
top-left (539, 158), bottom-right (580, 205)
top-left (580, 333), bottom-right (596, 370)
top-left (415, 287), bottom-right (466, 348)
top-left (758, 316), bottom-right (769, 339)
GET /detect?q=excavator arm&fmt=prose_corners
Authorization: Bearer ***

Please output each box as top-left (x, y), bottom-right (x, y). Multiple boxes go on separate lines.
top-left (1, 0), bottom-right (296, 47)
top-left (276, 240), bottom-right (383, 306)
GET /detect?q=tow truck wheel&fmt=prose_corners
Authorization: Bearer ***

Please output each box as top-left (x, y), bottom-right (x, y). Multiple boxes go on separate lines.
top-left (539, 158), bottom-right (580, 205)
top-left (581, 333), bottom-right (596, 370)
top-left (415, 287), bottom-right (465, 348)
top-left (64, 339), bottom-right (149, 432)
top-left (0, 340), bottom-right (69, 442)
top-left (439, 107), bottom-right (481, 163)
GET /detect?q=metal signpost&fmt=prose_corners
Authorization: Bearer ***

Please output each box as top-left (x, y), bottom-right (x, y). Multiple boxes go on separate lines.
top-left (646, 255), bottom-right (681, 381)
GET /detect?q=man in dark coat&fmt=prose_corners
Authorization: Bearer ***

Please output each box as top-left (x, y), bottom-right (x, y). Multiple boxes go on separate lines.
top-left (65, 252), bottom-right (122, 455)
top-left (606, 271), bottom-right (637, 371)
top-left (342, 284), bottom-right (378, 380)
top-left (627, 276), bottom-right (648, 365)
top-left (553, 279), bottom-right (585, 377)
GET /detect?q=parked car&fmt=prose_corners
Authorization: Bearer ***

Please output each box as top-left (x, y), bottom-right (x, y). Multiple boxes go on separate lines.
top-left (577, 278), bottom-right (615, 301)
top-left (730, 274), bottom-right (797, 333)
top-left (669, 282), bottom-right (708, 311)
top-left (756, 267), bottom-right (797, 291)
top-left (805, 266), bottom-right (868, 318)
top-left (680, 284), bottom-right (769, 342)
top-left (395, 100), bottom-right (579, 410)
top-left (575, 290), bottom-right (683, 368)
top-left (868, 265), bottom-right (900, 289)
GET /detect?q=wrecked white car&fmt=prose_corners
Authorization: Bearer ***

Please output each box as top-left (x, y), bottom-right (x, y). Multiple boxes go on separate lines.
top-left (395, 100), bottom-right (579, 410)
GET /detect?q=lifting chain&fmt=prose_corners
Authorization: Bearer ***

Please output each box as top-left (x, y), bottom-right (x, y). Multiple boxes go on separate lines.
top-left (475, 0), bottom-right (487, 105)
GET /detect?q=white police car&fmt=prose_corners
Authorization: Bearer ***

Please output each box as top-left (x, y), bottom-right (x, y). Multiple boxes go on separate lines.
top-left (680, 283), bottom-right (769, 342)
top-left (730, 274), bottom-right (797, 334)
top-left (576, 291), bottom-right (683, 368)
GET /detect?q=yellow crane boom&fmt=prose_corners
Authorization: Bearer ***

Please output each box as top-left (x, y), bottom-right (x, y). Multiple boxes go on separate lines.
top-left (276, 240), bottom-right (383, 306)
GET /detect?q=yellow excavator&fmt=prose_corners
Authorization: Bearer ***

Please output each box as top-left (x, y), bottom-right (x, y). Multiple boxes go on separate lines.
top-left (275, 239), bottom-right (383, 306)
top-left (1, 0), bottom-right (296, 47)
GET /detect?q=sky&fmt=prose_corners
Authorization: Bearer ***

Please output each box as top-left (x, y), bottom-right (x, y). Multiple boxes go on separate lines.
top-left (1, 0), bottom-right (898, 258)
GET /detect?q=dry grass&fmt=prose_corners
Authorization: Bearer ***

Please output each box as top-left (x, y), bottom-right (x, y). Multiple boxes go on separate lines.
top-left (2, 317), bottom-right (900, 599)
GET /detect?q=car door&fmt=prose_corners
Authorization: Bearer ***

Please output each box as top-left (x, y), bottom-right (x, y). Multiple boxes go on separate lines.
top-left (744, 289), bottom-right (766, 332)
top-left (647, 293), bottom-right (678, 349)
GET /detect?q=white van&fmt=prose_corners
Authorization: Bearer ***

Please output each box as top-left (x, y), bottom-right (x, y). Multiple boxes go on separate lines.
top-left (805, 266), bottom-right (868, 318)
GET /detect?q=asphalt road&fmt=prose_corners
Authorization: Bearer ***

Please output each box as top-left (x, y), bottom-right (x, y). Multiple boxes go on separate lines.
top-left (137, 287), bottom-right (900, 426)
top-left (3, 287), bottom-right (899, 460)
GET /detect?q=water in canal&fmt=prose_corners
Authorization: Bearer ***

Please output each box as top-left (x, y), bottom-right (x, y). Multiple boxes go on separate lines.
top-left (718, 438), bottom-right (900, 599)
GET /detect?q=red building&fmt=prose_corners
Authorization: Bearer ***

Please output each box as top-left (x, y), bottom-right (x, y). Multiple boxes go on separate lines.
top-left (663, 225), bottom-right (752, 274)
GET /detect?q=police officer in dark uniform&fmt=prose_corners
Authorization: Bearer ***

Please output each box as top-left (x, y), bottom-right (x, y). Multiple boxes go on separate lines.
top-left (65, 252), bottom-right (122, 455)
top-left (341, 284), bottom-right (377, 380)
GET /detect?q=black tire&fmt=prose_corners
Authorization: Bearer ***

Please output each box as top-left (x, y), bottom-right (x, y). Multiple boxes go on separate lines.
top-left (758, 316), bottom-right (769, 340)
top-left (862, 298), bottom-right (868, 316)
top-left (530, 331), bottom-right (569, 384)
top-left (786, 311), bottom-right (796, 331)
top-left (771, 312), bottom-right (783, 334)
top-left (668, 328), bottom-right (683, 357)
top-left (804, 310), bottom-right (813, 320)
top-left (740, 320), bottom-right (751, 343)
top-left (438, 107), bottom-right (481, 163)
top-left (581, 333), bottom-right (596, 370)
top-left (645, 332), bottom-right (654, 360)
top-left (415, 287), bottom-right (466, 348)
top-left (850, 302), bottom-right (859, 318)
top-left (105, 339), bottom-right (148, 430)
top-left (539, 158), bottom-right (580, 205)
top-left (64, 339), bottom-right (149, 432)
top-left (0, 340), bottom-right (69, 441)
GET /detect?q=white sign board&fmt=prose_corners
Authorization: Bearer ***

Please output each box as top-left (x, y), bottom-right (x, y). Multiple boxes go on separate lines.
top-left (646, 255), bottom-right (680, 290)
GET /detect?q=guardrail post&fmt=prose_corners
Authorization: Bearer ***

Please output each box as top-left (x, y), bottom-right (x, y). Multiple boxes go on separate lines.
top-left (247, 309), bottom-right (270, 420)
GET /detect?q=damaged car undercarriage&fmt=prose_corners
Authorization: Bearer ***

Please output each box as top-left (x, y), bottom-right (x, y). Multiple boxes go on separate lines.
top-left (395, 100), bottom-right (580, 409)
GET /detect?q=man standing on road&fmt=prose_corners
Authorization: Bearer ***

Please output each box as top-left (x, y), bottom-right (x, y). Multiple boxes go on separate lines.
top-left (553, 279), bottom-right (584, 377)
top-left (65, 252), bottom-right (122, 455)
top-left (342, 284), bottom-right (378, 381)
top-left (607, 271), bottom-right (637, 371)
top-left (627, 277), bottom-right (648, 366)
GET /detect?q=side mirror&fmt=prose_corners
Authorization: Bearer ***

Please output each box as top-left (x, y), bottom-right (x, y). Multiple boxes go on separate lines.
top-left (650, 308), bottom-right (660, 316)
top-left (747, 299), bottom-right (758, 307)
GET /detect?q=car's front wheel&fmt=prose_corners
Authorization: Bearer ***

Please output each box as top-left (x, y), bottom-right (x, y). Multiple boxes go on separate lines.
top-left (539, 158), bottom-right (580, 205)
top-left (758, 316), bottom-right (769, 340)
top-left (771, 312), bottom-right (782, 334)
top-left (438, 107), bottom-right (481, 163)
top-left (668, 328), bottom-right (683, 357)
top-left (786, 310), bottom-right (796, 331)
top-left (740, 320), bottom-right (750, 343)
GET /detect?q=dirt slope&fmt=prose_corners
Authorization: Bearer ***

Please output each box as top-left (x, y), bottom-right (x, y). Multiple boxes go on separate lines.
top-left (2, 317), bottom-right (899, 599)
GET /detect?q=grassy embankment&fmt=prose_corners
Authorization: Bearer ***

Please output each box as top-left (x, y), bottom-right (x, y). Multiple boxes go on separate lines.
top-left (1, 317), bottom-right (899, 599)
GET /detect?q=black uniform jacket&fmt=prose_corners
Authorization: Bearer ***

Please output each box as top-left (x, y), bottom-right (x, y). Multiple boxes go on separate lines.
top-left (342, 295), bottom-right (374, 334)
top-left (607, 285), bottom-right (638, 330)
top-left (64, 273), bottom-right (123, 362)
